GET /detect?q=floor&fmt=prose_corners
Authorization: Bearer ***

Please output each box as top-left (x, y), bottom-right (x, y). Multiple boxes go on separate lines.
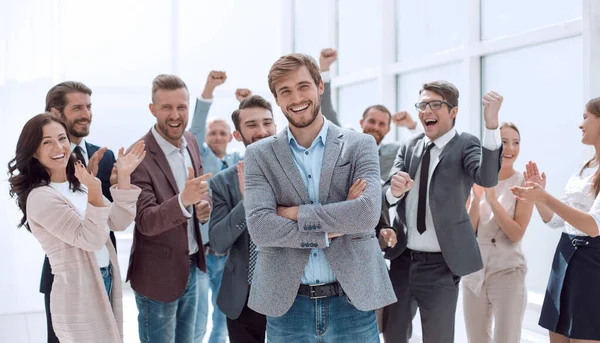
top-left (0, 282), bottom-right (550, 343)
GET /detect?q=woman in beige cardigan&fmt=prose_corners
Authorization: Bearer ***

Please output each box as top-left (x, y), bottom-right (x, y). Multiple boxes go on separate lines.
top-left (8, 113), bottom-right (145, 343)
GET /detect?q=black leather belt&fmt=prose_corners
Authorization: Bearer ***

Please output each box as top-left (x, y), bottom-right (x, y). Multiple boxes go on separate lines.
top-left (189, 253), bottom-right (197, 261)
top-left (298, 282), bottom-right (342, 299)
top-left (402, 248), bottom-right (445, 263)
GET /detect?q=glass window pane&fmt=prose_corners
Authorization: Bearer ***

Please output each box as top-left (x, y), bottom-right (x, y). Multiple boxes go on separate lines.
top-left (482, 0), bottom-right (582, 40)
top-left (337, 0), bottom-right (382, 74)
top-left (336, 80), bottom-right (379, 133)
top-left (396, 0), bottom-right (466, 62)
top-left (294, 0), bottom-right (330, 60)
top-left (482, 36), bottom-right (583, 294)
top-left (397, 63), bottom-right (466, 140)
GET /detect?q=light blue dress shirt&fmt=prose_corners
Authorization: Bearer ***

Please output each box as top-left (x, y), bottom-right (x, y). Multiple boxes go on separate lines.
top-left (287, 119), bottom-right (337, 285)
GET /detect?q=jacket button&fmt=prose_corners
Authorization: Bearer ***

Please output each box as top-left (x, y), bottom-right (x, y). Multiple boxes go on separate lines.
top-left (491, 238), bottom-right (496, 243)
top-left (301, 243), bottom-right (306, 247)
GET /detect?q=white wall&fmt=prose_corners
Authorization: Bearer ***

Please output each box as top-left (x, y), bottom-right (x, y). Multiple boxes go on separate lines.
top-left (0, 0), bottom-right (284, 315)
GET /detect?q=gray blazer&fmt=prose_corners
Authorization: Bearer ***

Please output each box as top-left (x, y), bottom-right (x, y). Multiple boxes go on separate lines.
top-left (322, 80), bottom-right (401, 182)
top-left (208, 165), bottom-right (248, 320)
top-left (381, 132), bottom-right (502, 276)
top-left (244, 123), bottom-right (397, 317)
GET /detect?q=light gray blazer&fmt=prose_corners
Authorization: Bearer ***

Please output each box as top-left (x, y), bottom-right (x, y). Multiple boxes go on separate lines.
top-left (244, 123), bottom-right (397, 317)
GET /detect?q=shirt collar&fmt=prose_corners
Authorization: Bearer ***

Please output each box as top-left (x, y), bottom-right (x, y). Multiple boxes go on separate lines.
top-left (424, 128), bottom-right (456, 149)
top-left (287, 117), bottom-right (330, 148)
top-left (151, 125), bottom-right (187, 155)
top-left (70, 139), bottom-right (87, 154)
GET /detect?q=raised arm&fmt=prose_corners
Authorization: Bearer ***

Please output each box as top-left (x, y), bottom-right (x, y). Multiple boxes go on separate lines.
top-left (319, 48), bottom-right (341, 126)
top-left (189, 71), bottom-right (227, 148)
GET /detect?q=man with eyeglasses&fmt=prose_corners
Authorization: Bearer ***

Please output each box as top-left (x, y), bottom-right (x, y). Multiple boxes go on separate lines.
top-left (379, 81), bottom-right (504, 343)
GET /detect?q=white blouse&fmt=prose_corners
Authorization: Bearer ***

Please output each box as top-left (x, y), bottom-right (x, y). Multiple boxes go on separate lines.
top-left (49, 182), bottom-right (110, 267)
top-left (546, 164), bottom-right (600, 237)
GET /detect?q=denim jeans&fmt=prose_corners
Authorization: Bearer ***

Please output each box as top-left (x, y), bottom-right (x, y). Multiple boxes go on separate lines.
top-left (135, 261), bottom-right (200, 343)
top-left (99, 264), bottom-right (112, 297)
top-left (267, 293), bottom-right (379, 343)
top-left (195, 251), bottom-right (228, 343)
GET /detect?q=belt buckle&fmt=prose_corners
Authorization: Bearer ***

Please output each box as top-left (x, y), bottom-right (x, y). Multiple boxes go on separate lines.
top-left (308, 283), bottom-right (327, 299)
top-left (572, 238), bottom-right (589, 247)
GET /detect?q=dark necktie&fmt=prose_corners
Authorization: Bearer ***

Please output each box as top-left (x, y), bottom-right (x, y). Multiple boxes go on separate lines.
top-left (73, 146), bottom-right (87, 167)
top-left (417, 142), bottom-right (434, 235)
top-left (221, 160), bottom-right (228, 170)
top-left (248, 239), bottom-right (257, 284)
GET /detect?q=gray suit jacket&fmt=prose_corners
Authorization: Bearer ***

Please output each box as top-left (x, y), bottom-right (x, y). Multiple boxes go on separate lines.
top-left (381, 132), bottom-right (502, 276)
top-left (244, 123), bottom-right (397, 317)
top-left (322, 80), bottom-right (401, 182)
top-left (207, 165), bottom-right (248, 319)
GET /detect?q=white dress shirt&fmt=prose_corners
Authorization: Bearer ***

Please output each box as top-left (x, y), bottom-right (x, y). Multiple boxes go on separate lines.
top-left (387, 128), bottom-right (501, 252)
top-left (151, 126), bottom-right (199, 254)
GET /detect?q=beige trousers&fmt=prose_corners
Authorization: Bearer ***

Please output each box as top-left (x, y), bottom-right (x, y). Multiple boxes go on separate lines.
top-left (462, 268), bottom-right (527, 343)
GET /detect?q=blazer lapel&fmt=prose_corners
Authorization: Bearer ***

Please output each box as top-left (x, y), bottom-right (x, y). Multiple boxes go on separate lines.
top-left (271, 130), bottom-right (311, 203)
top-left (408, 139), bottom-right (425, 179)
top-left (435, 132), bottom-right (459, 169)
top-left (144, 130), bottom-right (179, 194)
top-left (85, 142), bottom-right (97, 157)
top-left (184, 132), bottom-right (201, 177)
top-left (319, 125), bottom-right (343, 204)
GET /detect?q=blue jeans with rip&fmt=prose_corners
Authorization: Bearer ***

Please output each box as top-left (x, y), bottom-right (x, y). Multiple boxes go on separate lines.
top-left (135, 261), bottom-right (200, 343)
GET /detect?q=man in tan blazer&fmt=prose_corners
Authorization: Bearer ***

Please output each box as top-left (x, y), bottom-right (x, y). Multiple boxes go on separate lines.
top-left (127, 74), bottom-right (212, 343)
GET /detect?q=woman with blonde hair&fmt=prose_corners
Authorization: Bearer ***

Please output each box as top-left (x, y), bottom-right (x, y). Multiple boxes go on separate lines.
top-left (463, 121), bottom-right (534, 342)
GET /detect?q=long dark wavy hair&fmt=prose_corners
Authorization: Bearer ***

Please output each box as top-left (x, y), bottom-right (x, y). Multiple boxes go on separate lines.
top-left (8, 113), bottom-right (82, 231)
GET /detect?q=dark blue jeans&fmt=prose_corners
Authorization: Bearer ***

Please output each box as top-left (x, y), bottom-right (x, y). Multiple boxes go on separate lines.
top-left (134, 261), bottom-right (201, 343)
top-left (267, 293), bottom-right (379, 343)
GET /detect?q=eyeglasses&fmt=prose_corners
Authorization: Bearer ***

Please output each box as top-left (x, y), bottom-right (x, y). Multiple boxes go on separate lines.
top-left (414, 100), bottom-right (454, 112)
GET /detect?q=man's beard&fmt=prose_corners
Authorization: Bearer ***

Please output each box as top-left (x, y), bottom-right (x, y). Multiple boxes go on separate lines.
top-left (284, 101), bottom-right (321, 129)
top-left (239, 132), bottom-right (271, 147)
top-left (363, 128), bottom-right (384, 145)
top-left (60, 113), bottom-right (90, 138)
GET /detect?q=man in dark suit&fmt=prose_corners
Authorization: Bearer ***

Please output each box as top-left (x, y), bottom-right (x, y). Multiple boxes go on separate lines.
top-left (208, 95), bottom-right (276, 343)
top-left (42, 81), bottom-right (117, 343)
top-left (380, 81), bottom-right (504, 343)
top-left (127, 74), bottom-right (212, 343)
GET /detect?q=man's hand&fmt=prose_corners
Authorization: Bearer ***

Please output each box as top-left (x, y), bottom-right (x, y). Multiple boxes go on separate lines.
top-left (277, 206), bottom-right (298, 221)
top-left (201, 71), bottom-right (227, 99)
top-left (379, 228), bottom-right (397, 249)
top-left (87, 147), bottom-right (107, 176)
top-left (319, 48), bottom-right (338, 72)
top-left (195, 200), bottom-right (212, 223)
top-left (181, 167), bottom-right (212, 207)
top-left (235, 88), bottom-right (252, 102)
top-left (347, 179), bottom-right (367, 200)
top-left (237, 161), bottom-right (245, 199)
top-left (392, 111), bottom-right (417, 130)
top-left (471, 184), bottom-right (485, 200)
top-left (390, 171), bottom-right (414, 198)
top-left (482, 91), bottom-right (503, 129)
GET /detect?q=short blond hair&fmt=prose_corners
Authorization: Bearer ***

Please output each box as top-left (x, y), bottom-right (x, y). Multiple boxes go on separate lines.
top-left (268, 53), bottom-right (322, 97)
top-left (151, 74), bottom-right (188, 103)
